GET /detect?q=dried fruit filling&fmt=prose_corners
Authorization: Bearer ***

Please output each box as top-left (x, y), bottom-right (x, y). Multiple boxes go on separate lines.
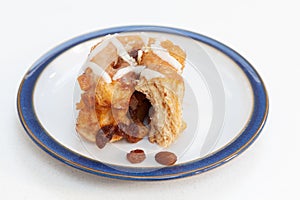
top-left (96, 91), bottom-right (153, 148)
top-left (127, 149), bottom-right (146, 164)
top-left (76, 33), bottom-right (186, 149)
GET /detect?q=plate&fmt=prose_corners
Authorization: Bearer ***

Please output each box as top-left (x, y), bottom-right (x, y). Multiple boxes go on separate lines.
top-left (17, 26), bottom-right (268, 181)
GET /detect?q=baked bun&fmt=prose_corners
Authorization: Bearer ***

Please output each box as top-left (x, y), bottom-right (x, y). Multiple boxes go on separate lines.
top-left (76, 33), bottom-right (186, 148)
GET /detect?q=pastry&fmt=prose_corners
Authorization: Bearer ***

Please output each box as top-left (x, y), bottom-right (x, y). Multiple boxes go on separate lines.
top-left (76, 33), bottom-right (186, 148)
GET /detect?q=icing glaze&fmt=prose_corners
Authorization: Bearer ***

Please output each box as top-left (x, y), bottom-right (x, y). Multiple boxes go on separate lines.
top-left (112, 65), bottom-right (146, 80)
top-left (150, 41), bottom-right (182, 73)
top-left (140, 68), bottom-right (165, 80)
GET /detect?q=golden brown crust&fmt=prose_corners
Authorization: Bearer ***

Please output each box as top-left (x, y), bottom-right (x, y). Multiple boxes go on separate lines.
top-left (135, 76), bottom-right (184, 147)
top-left (76, 34), bottom-right (186, 147)
top-left (160, 40), bottom-right (186, 70)
top-left (116, 35), bottom-right (145, 51)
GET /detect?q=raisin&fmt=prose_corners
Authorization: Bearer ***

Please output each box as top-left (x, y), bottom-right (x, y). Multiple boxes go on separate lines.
top-left (123, 123), bottom-right (142, 143)
top-left (113, 57), bottom-right (125, 69)
top-left (155, 151), bottom-right (177, 166)
top-left (95, 132), bottom-right (110, 149)
top-left (129, 49), bottom-right (139, 61)
top-left (95, 125), bottom-right (116, 149)
top-left (127, 149), bottom-right (146, 164)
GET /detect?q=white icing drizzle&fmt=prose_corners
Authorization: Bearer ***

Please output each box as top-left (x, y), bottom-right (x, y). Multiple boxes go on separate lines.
top-left (112, 65), bottom-right (146, 80)
top-left (83, 33), bottom-right (182, 86)
top-left (140, 68), bottom-right (165, 80)
top-left (150, 40), bottom-right (183, 73)
top-left (83, 61), bottom-right (112, 83)
top-left (139, 32), bottom-right (149, 46)
top-left (113, 66), bottom-right (165, 81)
top-left (137, 49), bottom-right (143, 63)
top-left (87, 34), bottom-right (137, 66)
top-left (87, 35), bottom-right (112, 60)
top-left (110, 37), bottom-right (137, 66)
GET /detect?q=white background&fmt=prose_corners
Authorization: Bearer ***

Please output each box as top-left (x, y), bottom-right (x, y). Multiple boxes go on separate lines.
top-left (1, 0), bottom-right (299, 199)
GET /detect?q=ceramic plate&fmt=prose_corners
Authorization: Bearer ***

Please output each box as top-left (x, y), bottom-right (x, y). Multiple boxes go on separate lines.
top-left (17, 26), bottom-right (268, 181)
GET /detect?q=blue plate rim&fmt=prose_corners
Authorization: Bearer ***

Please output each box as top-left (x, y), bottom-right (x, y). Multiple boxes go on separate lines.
top-left (17, 25), bottom-right (269, 181)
